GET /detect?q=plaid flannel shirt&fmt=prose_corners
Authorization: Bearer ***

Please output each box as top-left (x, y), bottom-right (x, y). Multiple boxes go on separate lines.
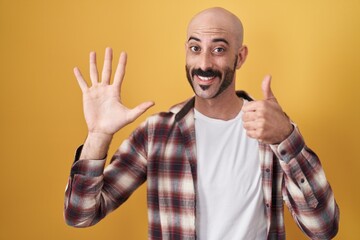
top-left (64, 91), bottom-right (339, 239)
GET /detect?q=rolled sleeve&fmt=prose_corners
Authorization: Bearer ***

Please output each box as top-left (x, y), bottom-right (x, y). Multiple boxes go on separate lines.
top-left (70, 145), bottom-right (106, 177)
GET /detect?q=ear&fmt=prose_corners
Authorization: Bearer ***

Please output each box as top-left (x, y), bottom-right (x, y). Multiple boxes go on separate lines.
top-left (236, 45), bottom-right (248, 69)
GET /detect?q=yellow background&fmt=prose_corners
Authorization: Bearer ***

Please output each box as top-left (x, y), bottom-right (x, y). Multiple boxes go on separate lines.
top-left (0, 0), bottom-right (359, 239)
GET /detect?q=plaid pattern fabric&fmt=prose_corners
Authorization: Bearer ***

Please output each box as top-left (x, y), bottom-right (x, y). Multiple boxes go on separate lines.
top-left (64, 91), bottom-right (339, 239)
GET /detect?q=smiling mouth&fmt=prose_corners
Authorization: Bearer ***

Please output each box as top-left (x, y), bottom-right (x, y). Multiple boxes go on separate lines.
top-left (197, 75), bottom-right (216, 81)
top-left (192, 68), bottom-right (221, 83)
top-left (195, 74), bottom-right (218, 84)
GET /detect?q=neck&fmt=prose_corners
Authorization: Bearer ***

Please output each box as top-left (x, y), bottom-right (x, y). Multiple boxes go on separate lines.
top-left (194, 89), bottom-right (243, 120)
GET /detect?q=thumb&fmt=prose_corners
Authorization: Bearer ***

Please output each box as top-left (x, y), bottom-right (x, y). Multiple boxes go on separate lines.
top-left (262, 75), bottom-right (276, 101)
top-left (128, 101), bottom-right (155, 122)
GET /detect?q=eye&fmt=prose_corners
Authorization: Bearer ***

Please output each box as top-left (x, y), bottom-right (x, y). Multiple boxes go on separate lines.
top-left (213, 47), bottom-right (225, 53)
top-left (190, 46), bottom-right (201, 52)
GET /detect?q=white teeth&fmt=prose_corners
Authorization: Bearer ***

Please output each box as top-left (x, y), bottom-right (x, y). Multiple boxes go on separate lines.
top-left (198, 75), bottom-right (215, 81)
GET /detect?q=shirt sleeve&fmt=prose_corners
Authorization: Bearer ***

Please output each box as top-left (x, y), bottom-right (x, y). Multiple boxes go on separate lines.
top-left (64, 122), bottom-right (148, 228)
top-left (270, 126), bottom-right (340, 239)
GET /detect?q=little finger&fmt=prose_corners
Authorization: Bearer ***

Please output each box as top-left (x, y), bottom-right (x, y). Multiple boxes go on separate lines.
top-left (73, 67), bottom-right (88, 92)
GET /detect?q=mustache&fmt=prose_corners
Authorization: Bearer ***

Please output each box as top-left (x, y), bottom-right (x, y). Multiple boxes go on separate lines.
top-left (192, 68), bottom-right (222, 78)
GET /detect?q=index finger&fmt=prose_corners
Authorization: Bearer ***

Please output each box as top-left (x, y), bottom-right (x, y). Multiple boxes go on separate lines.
top-left (242, 100), bottom-right (258, 112)
top-left (113, 52), bottom-right (127, 88)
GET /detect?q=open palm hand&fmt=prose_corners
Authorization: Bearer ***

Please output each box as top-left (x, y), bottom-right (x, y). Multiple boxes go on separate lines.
top-left (74, 48), bottom-right (154, 137)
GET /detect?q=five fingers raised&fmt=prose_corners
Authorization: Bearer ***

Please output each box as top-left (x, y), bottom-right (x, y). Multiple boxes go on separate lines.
top-left (74, 48), bottom-right (128, 90)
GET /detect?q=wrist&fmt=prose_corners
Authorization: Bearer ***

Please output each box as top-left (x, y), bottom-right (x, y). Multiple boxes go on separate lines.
top-left (281, 122), bottom-right (294, 142)
top-left (87, 131), bottom-right (114, 143)
top-left (80, 132), bottom-right (113, 160)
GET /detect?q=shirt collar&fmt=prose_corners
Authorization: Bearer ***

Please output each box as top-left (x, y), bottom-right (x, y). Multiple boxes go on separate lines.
top-left (171, 90), bottom-right (253, 122)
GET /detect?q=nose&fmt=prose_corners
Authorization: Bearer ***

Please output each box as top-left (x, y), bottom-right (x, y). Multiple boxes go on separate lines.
top-left (198, 51), bottom-right (214, 71)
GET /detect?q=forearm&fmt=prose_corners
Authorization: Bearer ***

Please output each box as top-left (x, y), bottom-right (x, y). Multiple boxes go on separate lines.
top-left (65, 122), bottom-right (149, 227)
top-left (271, 127), bottom-right (339, 238)
top-left (64, 133), bottom-right (116, 227)
top-left (281, 154), bottom-right (339, 239)
top-left (65, 146), bottom-right (147, 228)
top-left (64, 149), bottom-right (107, 227)
top-left (80, 132), bottom-right (113, 160)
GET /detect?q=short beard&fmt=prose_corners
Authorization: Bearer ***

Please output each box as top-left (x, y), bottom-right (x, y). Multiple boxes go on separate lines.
top-left (185, 56), bottom-right (238, 99)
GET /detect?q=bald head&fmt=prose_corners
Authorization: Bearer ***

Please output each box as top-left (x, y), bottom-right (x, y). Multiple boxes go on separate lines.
top-left (187, 7), bottom-right (244, 48)
top-left (185, 7), bottom-right (248, 100)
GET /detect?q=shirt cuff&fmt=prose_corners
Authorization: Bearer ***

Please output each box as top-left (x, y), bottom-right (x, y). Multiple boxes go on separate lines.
top-left (270, 124), bottom-right (305, 163)
top-left (70, 145), bottom-right (106, 177)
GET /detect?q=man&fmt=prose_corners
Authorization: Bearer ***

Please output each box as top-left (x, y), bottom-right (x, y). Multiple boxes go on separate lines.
top-left (64, 7), bottom-right (339, 239)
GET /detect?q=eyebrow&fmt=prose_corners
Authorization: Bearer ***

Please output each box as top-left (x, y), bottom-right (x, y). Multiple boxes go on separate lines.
top-left (212, 38), bottom-right (229, 45)
top-left (188, 36), bottom-right (201, 42)
top-left (187, 36), bottom-right (229, 45)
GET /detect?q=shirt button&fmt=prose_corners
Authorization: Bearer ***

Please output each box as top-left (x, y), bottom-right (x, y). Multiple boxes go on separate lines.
top-left (280, 150), bottom-right (287, 155)
top-left (266, 168), bottom-right (270, 173)
top-left (301, 178), bottom-right (305, 183)
top-left (266, 203), bottom-right (270, 208)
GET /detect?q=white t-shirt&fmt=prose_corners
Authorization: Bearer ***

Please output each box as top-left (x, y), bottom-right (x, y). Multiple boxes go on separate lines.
top-left (194, 105), bottom-right (267, 240)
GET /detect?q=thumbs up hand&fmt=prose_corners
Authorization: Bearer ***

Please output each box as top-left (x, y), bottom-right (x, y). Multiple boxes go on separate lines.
top-left (261, 75), bottom-right (276, 101)
top-left (242, 75), bottom-right (293, 144)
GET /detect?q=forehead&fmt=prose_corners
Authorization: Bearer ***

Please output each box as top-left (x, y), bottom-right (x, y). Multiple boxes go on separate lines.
top-left (187, 28), bottom-right (235, 49)
top-left (187, 30), bottom-right (232, 48)
top-left (188, 26), bottom-right (229, 38)
top-left (187, 11), bottom-right (240, 44)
